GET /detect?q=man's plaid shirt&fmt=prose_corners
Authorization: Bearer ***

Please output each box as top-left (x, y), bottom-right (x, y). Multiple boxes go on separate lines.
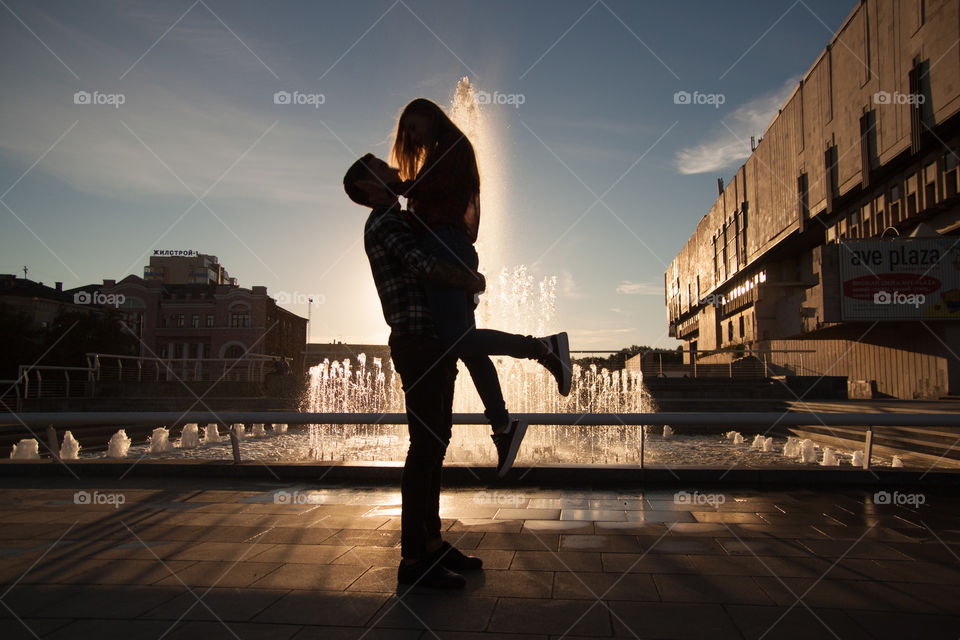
top-left (364, 204), bottom-right (439, 338)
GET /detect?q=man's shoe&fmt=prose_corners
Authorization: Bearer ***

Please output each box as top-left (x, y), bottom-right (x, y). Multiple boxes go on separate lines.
top-left (433, 540), bottom-right (483, 571)
top-left (538, 332), bottom-right (571, 396)
top-left (397, 558), bottom-right (466, 589)
top-left (492, 418), bottom-right (528, 477)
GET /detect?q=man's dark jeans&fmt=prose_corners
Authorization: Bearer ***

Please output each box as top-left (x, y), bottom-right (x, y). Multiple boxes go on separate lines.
top-left (389, 332), bottom-right (458, 560)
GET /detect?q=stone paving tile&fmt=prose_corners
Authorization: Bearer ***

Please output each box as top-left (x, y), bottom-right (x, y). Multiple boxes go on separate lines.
top-left (19, 558), bottom-right (197, 586)
top-left (653, 573), bottom-right (774, 605)
top-left (495, 508), bottom-right (561, 520)
top-left (252, 590), bottom-right (389, 626)
top-left (753, 576), bottom-right (942, 612)
top-left (369, 593), bottom-right (498, 632)
top-left (153, 561), bottom-right (284, 588)
top-left (165, 620), bottom-right (303, 640)
top-left (551, 570), bottom-right (658, 601)
top-left (291, 625), bottom-right (421, 639)
top-left (592, 521), bottom-right (669, 536)
top-left (478, 533), bottom-right (560, 551)
top-left (625, 510), bottom-right (696, 523)
top-left (446, 518), bottom-right (523, 533)
top-left (0, 618), bottom-right (73, 640)
top-left (256, 527), bottom-right (340, 544)
top-left (488, 597), bottom-right (611, 636)
top-left (43, 618), bottom-right (182, 640)
top-left (560, 509), bottom-right (626, 521)
top-left (510, 551), bottom-right (603, 572)
top-left (845, 610), bottom-right (960, 640)
top-left (249, 562), bottom-right (368, 590)
top-left (608, 601), bottom-right (742, 639)
top-left (142, 587), bottom-right (289, 622)
top-left (165, 541), bottom-right (277, 561)
top-left (559, 534), bottom-right (643, 553)
top-left (462, 569), bottom-right (554, 598)
top-left (797, 538), bottom-right (912, 559)
top-left (600, 552), bottom-right (698, 574)
top-left (725, 604), bottom-right (873, 640)
top-left (5, 585), bottom-right (183, 619)
top-left (247, 544), bottom-right (353, 564)
top-left (636, 536), bottom-right (725, 555)
top-left (522, 520), bottom-right (593, 533)
top-left (690, 510), bottom-right (765, 524)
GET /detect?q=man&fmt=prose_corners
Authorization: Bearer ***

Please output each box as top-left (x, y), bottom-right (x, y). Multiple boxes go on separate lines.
top-left (344, 153), bottom-right (487, 589)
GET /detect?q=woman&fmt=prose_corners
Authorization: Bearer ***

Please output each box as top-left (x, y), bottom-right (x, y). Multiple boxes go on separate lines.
top-left (390, 98), bottom-right (571, 477)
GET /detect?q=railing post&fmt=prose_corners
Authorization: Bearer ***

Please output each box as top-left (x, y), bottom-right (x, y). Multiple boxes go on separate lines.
top-left (138, 359), bottom-right (143, 382)
top-left (228, 423), bottom-right (242, 464)
top-left (640, 424), bottom-right (645, 468)
top-left (46, 425), bottom-right (59, 462)
top-left (863, 427), bottom-right (873, 470)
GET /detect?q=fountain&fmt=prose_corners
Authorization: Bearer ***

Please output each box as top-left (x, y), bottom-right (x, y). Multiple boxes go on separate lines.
top-left (178, 424), bottom-right (200, 449)
top-left (253, 424), bottom-right (266, 437)
top-left (148, 427), bottom-right (172, 453)
top-left (106, 430), bottom-right (131, 458)
top-left (820, 447), bottom-right (839, 466)
top-left (10, 438), bottom-right (39, 459)
top-left (202, 424), bottom-right (221, 444)
top-left (60, 431), bottom-right (81, 460)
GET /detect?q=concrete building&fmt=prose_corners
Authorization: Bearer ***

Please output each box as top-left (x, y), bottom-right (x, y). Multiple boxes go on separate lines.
top-left (144, 251), bottom-right (234, 286)
top-left (666, 0), bottom-right (960, 399)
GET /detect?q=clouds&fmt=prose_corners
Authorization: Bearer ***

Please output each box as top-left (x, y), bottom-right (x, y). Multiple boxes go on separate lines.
top-left (616, 280), bottom-right (661, 295)
top-left (674, 76), bottom-right (801, 175)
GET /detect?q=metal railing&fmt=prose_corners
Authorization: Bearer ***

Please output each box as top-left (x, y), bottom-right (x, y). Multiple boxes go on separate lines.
top-left (0, 380), bottom-right (21, 412)
top-left (18, 365), bottom-right (95, 399)
top-left (4, 411), bottom-right (960, 471)
top-left (632, 350), bottom-right (820, 379)
top-left (87, 353), bottom-right (276, 385)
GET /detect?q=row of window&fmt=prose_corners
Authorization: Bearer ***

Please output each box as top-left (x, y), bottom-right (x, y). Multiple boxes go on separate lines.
top-left (159, 312), bottom-right (251, 328)
top-left (826, 152), bottom-right (959, 242)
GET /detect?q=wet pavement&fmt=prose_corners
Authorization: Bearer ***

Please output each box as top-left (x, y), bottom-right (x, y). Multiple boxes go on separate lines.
top-left (0, 477), bottom-right (958, 639)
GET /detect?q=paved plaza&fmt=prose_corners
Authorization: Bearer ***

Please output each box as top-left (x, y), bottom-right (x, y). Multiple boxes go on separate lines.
top-left (0, 476), bottom-right (958, 639)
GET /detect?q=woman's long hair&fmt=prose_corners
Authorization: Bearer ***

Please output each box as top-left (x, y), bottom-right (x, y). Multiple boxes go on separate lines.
top-left (391, 98), bottom-right (480, 193)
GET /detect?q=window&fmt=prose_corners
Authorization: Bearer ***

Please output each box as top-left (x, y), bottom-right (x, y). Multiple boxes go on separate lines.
top-left (739, 316), bottom-right (745, 339)
top-left (175, 314), bottom-right (184, 328)
top-left (727, 322), bottom-right (733, 342)
top-left (206, 314), bottom-right (214, 328)
top-left (230, 312), bottom-right (250, 328)
top-left (191, 314), bottom-right (199, 328)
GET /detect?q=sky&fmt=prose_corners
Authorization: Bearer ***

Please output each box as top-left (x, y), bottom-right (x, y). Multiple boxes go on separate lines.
top-left (0, 0), bottom-right (856, 350)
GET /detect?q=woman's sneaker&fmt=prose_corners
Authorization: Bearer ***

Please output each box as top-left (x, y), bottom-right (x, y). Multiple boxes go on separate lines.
top-left (538, 332), bottom-right (571, 396)
top-left (397, 558), bottom-right (465, 589)
top-left (492, 419), bottom-right (528, 477)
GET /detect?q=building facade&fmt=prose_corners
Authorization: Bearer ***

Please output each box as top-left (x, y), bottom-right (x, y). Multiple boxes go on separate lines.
top-left (94, 254), bottom-right (307, 373)
top-left (666, 0), bottom-right (960, 398)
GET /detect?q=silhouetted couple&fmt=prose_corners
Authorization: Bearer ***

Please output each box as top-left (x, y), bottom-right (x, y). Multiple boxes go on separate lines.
top-left (344, 98), bottom-right (571, 589)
